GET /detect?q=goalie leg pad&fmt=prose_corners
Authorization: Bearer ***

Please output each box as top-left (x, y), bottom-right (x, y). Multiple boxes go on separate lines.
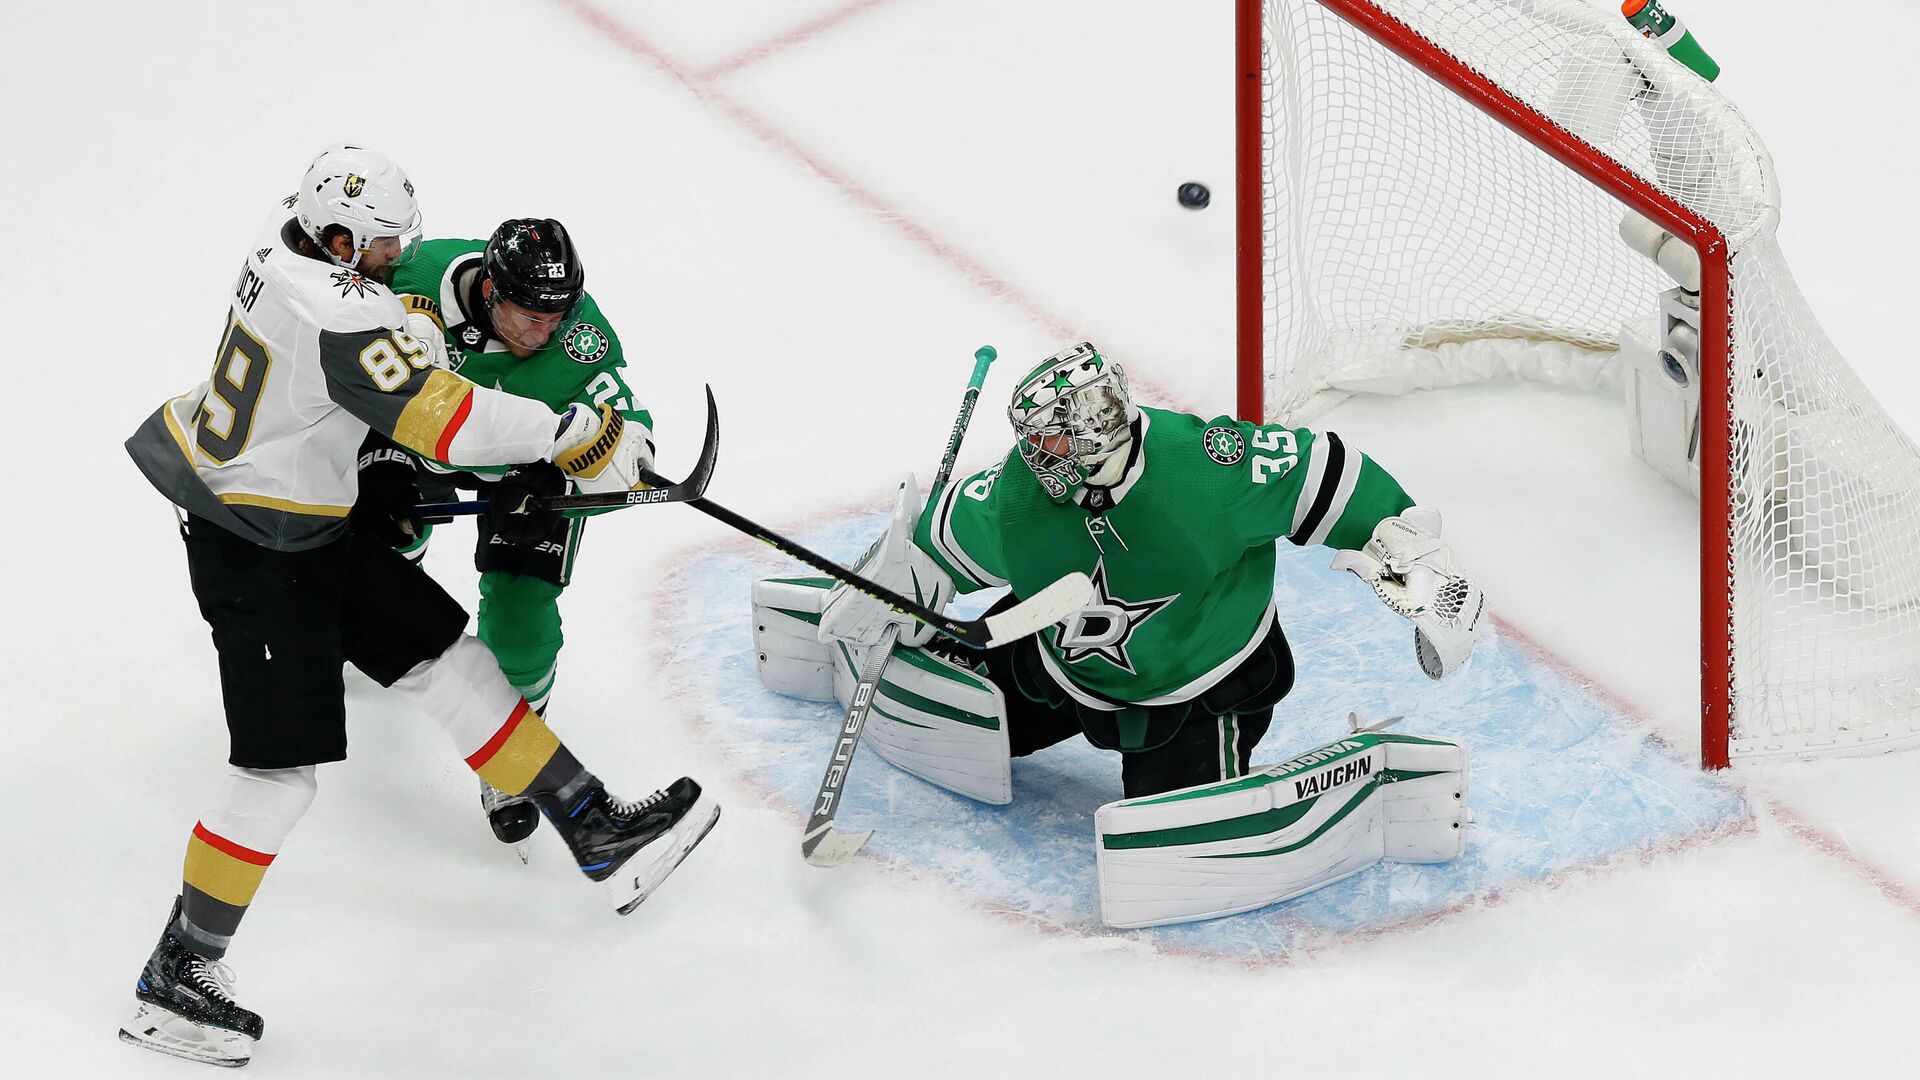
top-left (1094, 732), bottom-right (1468, 928)
top-left (752, 576), bottom-right (839, 701)
top-left (829, 638), bottom-right (1013, 805)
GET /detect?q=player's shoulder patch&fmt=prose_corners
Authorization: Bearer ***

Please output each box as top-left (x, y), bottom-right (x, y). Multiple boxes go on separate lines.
top-left (1202, 424), bottom-right (1245, 466)
top-left (562, 321), bottom-right (611, 365)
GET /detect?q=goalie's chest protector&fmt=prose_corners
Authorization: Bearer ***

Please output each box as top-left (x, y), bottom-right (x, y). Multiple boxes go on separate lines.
top-left (987, 410), bottom-right (1280, 704)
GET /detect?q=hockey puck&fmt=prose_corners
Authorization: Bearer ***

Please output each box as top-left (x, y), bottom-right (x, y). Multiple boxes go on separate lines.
top-left (1177, 182), bottom-right (1211, 209)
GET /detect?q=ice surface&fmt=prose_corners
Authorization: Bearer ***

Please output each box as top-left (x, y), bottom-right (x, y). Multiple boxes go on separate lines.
top-left (6, 0), bottom-right (1920, 1076)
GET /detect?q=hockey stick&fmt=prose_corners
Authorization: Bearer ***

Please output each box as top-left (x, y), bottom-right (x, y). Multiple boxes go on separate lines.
top-left (801, 345), bottom-right (999, 867)
top-left (413, 385), bottom-right (720, 518)
top-left (668, 490), bottom-right (1088, 652)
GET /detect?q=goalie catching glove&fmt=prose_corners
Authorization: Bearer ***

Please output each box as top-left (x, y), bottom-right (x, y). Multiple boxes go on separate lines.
top-left (817, 475), bottom-right (956, 648)
top-left (550, 402), bottom-right (656, 493)
top-left (1331, 507), bottom-right (1485, 679)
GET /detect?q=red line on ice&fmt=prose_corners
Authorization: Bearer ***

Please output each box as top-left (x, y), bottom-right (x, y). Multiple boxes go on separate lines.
top-left (552, 0), bottom-right (1078, 343)
top-left (694, 0), bottom-right (905, 83)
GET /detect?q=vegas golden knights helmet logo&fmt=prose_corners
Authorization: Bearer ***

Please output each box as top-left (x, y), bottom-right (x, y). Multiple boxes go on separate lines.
top-left (342, 173), bottom-right (365, 197)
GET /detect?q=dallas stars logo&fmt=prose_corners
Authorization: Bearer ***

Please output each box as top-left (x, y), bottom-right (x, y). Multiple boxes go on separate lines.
top-left (563, 322), bottom-right (609, 364)
top-left (329, 270), bottom-right (377, 299)
top-left (1053, 561), bottom-right (1176, 674)
top-left (1203, 425), bottom-right (1245, 466)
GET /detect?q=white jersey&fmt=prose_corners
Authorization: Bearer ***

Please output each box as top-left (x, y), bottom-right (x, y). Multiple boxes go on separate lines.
top-left (128, 206), bottom-right (567, 551)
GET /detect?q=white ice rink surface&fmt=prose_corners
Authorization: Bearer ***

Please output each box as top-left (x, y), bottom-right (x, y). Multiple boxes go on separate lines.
top-left (6, 0), bottom-right (1920, 1075)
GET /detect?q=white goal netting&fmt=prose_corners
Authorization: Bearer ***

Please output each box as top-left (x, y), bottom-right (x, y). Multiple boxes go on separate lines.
top-left (1258, 0), bottom-right (1920, 762)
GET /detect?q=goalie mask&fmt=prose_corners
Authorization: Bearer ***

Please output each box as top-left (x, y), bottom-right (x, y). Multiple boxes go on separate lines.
top-left (1009, 342), bottom-right (1137, 502)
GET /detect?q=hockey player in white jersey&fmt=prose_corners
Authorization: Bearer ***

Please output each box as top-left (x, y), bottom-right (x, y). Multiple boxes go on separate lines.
top-left (118, 144), bottom-right (719, 1068)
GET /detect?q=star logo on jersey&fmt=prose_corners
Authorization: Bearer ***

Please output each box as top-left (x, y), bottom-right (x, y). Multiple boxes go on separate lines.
top-left (1053, 561), bottom-right (1176, 674)
top-left (563, 322), bottom-right (610, 364)
top-left (1203, 425), bottom-right (1245, 466)
top-left (329, 270), bottom-right (378, 300)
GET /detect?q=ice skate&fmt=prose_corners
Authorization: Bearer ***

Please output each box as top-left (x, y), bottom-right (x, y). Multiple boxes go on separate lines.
top-left (118, 906), bottom-right (264, 1068)
top-left (535, 777), bottom-right (720, 915)
top-left (480, 776), bottom-right (540, 864)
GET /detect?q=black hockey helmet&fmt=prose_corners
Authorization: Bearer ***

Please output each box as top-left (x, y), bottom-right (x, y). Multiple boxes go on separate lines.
top-left (483, 218), bottom-right (584, 314)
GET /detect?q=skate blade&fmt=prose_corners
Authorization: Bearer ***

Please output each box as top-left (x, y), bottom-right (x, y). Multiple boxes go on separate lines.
top-left (606, 797), bottom-right (722, 916)
top-left (119, 1001), bottom-right (253, 1068)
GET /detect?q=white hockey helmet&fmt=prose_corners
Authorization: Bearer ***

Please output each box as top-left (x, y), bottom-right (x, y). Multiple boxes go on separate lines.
top-left (294, 143), bottom-right (422, 269)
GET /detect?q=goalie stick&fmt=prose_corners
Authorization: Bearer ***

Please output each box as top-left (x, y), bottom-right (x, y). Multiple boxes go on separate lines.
top-left (801, 345), bottom-right (999, 867)
top-left (413, 385), bottom-right (720, 519)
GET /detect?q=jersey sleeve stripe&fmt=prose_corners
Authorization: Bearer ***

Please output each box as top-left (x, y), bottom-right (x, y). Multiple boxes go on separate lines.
top-left (931, 479), bottom-right (1007, 589)
top-left (431, 381), bottom-right (475, 462)
top-left (1289, 429), bottom-right (1333, 539)
top-left (1288, 430), bottom-right (1345, 545)
top-left (388, 368), bottom-right (473, 458)
top-left (1300, 438), bottom-right (1362, 548)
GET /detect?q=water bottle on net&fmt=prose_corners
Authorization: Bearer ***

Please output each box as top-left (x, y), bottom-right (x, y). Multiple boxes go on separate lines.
top-left (1622, 0), bottom-right (1721, 82)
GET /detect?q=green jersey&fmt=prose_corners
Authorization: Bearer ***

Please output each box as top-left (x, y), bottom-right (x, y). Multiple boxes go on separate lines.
top-left (388, 238), bottom-right (651, 449)
top-left (917, 407), bottom-right (1413, 708)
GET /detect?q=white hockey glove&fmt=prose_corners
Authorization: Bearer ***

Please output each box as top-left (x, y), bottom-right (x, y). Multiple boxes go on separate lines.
top-left (817, 475), bottom-right (955, 649)
top-left (1331, 507), bottom-right (1486, 680)
top-left (549, 403), bottom-right (656, 493)
top-left (401, 315), bottom-right (450, 369)
top-left (398, 294), bottom-right (451, 369)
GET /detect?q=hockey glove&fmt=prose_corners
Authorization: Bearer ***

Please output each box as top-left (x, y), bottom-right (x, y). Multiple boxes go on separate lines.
top-left (1331, 507), bottom-right (1485, 679)
top-left (485, 461), bottom-right (567, 546)
top-left (817, 475), bottom-right (955, 648)
top-left (352, 442), bottom-right (426, 548)
top-left (550, 403), bottom-right (656, 494)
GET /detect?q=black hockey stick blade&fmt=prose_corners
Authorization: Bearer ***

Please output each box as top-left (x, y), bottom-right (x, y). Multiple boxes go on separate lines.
top-left (414, 385), bottom-right (718, 519)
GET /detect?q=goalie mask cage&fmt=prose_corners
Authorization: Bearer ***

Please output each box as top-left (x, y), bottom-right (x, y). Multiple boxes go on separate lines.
top-left (1235, 0), bottom-right (1920, 768)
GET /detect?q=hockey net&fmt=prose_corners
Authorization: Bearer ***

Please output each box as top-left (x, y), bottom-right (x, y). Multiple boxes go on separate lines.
top-left (1239, 0), bottom-right (1920, 766)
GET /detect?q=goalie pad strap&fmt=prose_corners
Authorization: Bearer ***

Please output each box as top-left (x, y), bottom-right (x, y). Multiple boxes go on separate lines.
top-left (1094, 732), bottom-right (1469, 928)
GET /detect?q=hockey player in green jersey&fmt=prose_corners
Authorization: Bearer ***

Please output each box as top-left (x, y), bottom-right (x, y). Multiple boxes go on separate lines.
top-left (815, 342), bottom-right (1486, 800)
top-left (367, 217), bottom-right (651, 848)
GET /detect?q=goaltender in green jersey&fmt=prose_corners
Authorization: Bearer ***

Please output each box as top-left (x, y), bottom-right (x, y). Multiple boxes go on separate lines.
top-left (372, 218), bottom-right (652, 849)
top-left (756, 342), bottom-right (1482, 927)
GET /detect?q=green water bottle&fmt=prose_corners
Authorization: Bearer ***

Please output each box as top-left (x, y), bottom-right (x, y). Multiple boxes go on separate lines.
top-left (1622, 0), bottom-right (1721, 82)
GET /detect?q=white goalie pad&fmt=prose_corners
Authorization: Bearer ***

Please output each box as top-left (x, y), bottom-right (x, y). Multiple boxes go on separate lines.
top-left (1094, 732), bottom-right (1469, 929)
top-left (752, 576), bottom-right (839, 701)
top-left (753, 575), bottom-right (1012, 804)
top-left (829, 637), bottom-right (1012, 805)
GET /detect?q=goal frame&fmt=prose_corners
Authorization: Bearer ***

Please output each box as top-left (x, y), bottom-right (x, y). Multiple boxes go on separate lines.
top-left (1233, 0), bottom-right (1737, 768)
